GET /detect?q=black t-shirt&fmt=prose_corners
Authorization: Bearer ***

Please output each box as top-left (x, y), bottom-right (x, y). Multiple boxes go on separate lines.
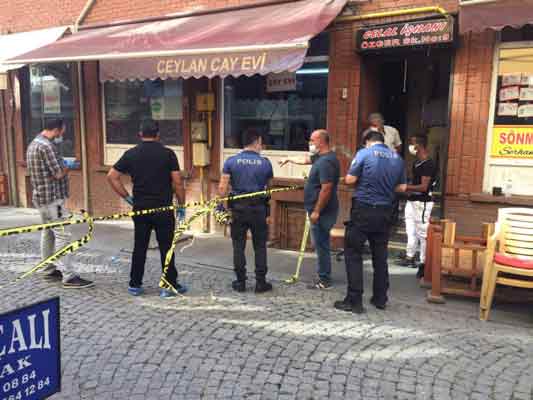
top-left (114, 141), bottom-right (179, 209)
top-left (304, 151), bottom-right (340, 216)
top-left (409, 158), bottom-right (437, 202)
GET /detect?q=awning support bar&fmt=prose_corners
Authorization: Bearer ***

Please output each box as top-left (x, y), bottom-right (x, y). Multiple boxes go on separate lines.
top-left (335, 6), bottom-right (448, 23)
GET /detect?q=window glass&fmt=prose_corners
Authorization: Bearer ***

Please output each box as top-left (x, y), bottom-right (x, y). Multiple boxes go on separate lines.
top-left (104, 79), bottom-right (184, 146)
top-left (224, 35), bottom-right (329, 151)
top-left (26, 64), bottom-right (75, 157)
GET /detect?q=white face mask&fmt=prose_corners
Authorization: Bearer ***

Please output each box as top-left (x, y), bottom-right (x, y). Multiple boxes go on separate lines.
top-left (309, 144), bottom-right (319, 155)
top-left (409, 144), bottom-right (417, 156)
top-left (54, 136), bottom-right (64, 145)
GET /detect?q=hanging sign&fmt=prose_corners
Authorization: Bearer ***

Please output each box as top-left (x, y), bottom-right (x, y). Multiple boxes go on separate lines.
top-left (0, 298), bottom-right (61, 400)
top-left (42, 79), bottom-right (61, 114)
top-left (267, 72), bottom-right (297, 93)
top-left (356, 18), bottom-right (455, 52)
top-left (491, 125), bottom-right (533, 158)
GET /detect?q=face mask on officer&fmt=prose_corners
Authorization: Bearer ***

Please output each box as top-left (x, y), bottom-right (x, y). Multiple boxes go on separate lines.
top-left (409, 144), bottom-right (418, 156)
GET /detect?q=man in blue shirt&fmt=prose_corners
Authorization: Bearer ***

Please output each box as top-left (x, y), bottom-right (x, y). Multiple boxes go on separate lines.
top-left (280, 129), bottom-right (340, 289)
top-left (335, 131), bottom-right (406, 314)
top-left (219, 129), bottom-right (274, 294)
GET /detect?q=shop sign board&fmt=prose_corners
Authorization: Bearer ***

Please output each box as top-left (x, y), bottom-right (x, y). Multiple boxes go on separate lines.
top-left (0, 297), bottom-right (60, 400)
top-left (267, 72), bottom-right (297, 93)
top-left (491, 125), bottom-right (533, 158)
top-left (356, 18), bottom-right (454, 52)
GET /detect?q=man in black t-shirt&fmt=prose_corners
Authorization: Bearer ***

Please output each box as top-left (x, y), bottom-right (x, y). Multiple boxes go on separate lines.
top-left (107, 119), bottom-right (186, 299)
top-left (401, 135), bottom-right (437, 278)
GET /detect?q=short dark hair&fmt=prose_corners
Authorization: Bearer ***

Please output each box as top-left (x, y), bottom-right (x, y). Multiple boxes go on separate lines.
top-left (413, 135), bottom-right (429, 148)
top-left (140, 119), bottom-right (159, 137)
top-left (44, 118), bottom-right (65, 131)
top-left (365, 130), bottom-right (385, 143)
top-left (243, 128), bottom-right (262, 147)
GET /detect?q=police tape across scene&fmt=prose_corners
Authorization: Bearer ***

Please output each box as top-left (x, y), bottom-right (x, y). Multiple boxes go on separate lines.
top-left (0, 185), bottom-right (302, 287)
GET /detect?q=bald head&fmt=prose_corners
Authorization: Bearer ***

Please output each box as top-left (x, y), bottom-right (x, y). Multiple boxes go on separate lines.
top-left (310, 129), bottom-right (331, 155)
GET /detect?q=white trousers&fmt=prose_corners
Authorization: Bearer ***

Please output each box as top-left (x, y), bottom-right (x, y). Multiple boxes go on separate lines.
top-left (37, 199), bottom-right (76, 282)
top-left (404, 200), bottom-right (434, 264)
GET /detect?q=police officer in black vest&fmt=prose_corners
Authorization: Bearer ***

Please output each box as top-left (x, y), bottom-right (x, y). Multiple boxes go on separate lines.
top-left (219, 128), bottom-right (274, 293)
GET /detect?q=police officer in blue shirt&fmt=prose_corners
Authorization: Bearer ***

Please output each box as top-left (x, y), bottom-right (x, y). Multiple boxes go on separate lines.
top-left (219, 129), bottom-right (274, 294)
top-left (334, 131), bottom-right (407, 314)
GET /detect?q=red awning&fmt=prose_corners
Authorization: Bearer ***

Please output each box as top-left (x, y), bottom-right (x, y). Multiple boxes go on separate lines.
top-left (7, 0), bottom-right (347, 81)
top-left (460, 0), bottom-right (533, 34)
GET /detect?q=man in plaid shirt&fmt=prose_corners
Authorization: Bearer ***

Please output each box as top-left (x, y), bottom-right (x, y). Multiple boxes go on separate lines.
top-left (27, 118), bottom-right (93, 288)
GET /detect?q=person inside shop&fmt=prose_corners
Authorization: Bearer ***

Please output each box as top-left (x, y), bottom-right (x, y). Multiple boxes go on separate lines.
top-left (398, 135), bottom-right (437, 279)
top-left (279, 129), bottom-right (340, 290)
top-left (336, 130), bottom-right (406, 314)
top-left (365, 113), bottom-right (403, 225)
top-left (27, 117), bottom-right (94, 289)
top-left (219, 128), bottom-right (274, 294)
top-left (107, 118), bottom-right (187, 299)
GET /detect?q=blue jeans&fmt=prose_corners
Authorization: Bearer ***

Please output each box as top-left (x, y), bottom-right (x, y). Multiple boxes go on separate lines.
top-left (310, 211), bottom-right (338, 281)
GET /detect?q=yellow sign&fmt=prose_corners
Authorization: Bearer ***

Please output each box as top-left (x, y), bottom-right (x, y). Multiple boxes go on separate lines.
top-left (491, 125), bottom-right (533, 158)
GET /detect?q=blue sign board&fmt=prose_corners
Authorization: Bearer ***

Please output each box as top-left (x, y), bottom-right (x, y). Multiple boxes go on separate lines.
top-left (0, 298), bottom-right (60, 400)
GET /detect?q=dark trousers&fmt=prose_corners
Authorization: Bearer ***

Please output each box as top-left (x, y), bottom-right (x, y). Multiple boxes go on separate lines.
top-left (131, 211), bottom-right (177, 288)
top-left (344, 200), bottom-right (393, 305)
top-left (230, 204), bottom-right (268, 282)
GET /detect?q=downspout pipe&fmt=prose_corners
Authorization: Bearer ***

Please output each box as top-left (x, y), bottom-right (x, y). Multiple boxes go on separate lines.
top-left (335, 6), bottom-right (448, 23)
top-left (73, 0), bottom-right (96, 212)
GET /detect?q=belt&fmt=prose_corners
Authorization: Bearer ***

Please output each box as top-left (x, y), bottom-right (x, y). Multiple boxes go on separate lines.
top-left (352, 199), bottom-right (392, 209)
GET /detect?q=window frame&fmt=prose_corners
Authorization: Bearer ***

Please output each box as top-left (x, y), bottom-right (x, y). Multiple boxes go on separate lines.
top-left (100, 80), bottom-right (185, 167)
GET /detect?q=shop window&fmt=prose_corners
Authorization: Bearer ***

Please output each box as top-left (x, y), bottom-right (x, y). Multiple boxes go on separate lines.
top-left (484, 43), bottom-right (533, 196)
top-left (24, 64), bottom-right (76, 157)
top-left (223, 35), bottom-right (329, 152)
top-left (104, 79), bottom-right (184, 146)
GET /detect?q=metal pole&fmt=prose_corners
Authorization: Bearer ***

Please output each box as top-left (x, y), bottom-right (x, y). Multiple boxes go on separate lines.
top-left (77, 63), bottom-right (90, 212)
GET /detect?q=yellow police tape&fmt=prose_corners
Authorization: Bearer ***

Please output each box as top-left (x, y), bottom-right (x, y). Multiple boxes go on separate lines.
top-left (0, 185), bottom-right (302, 287)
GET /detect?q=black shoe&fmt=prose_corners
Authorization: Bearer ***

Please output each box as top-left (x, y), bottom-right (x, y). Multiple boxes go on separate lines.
top-left (416, 263), bottom-right (425, 279)
top-left (398, 257), bottom-right (416, 268)
top-left (307, 278), bottom-right (332, 290)
top-left (63, 276), bottom-right (94, 289)
top-left (334, 300), bottom-right (366, 314)
top-left (370, 297), bottom-right (386, 310)
top-left (232, 280), bottom-right (246, 293)
top-left (43, 269), bottom-right (63, 282)
top-left (255, 281), bottom-right (273, 294)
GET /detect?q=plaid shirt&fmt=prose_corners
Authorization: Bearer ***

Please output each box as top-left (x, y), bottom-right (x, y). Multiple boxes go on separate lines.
top-left (26, 134), bottom-right (69, 208)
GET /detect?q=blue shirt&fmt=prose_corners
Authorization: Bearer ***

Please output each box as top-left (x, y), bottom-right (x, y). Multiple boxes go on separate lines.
top-left (223, 150), bottom-right (273, 195)
top-left (348, 144), bottom-right (406, 206)
top-left (304, 151), bottom-right (340, 216)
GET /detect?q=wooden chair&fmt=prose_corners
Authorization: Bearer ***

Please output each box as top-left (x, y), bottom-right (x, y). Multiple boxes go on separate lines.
top-left (424, 219), bottom-right (493, 303)
top-left (479, 208), bottom-right (533, 321)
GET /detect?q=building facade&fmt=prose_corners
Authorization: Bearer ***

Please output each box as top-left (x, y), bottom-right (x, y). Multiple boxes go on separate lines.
top-left (1, 0), bottom-right (532, 248)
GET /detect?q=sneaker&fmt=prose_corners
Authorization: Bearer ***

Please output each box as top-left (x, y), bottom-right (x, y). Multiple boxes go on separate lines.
top-left (255, 281), bottom-right (273, 294)
top-left (398, 256), bottom-right (416, 268)
top-left (307, 278), bottom-right (332, 290)
top-left (128, 286), bottom-right (144, 296)
top-left (370, 297), bottom-right (387, 310)
top-left (43, 270), bottom-right (63, 282)
top-left (175, 283), bottom-right (188, 295)
top-left (334, 300), bottom-right (366, 314)
top-left (63, 276), bottom-right (94, 289)
top-left (159, 288), bottom-right (177, 299)
top-left (416, 263), bottom-right (425, 279)
top-left (232, 280), bottom-right (246, 293)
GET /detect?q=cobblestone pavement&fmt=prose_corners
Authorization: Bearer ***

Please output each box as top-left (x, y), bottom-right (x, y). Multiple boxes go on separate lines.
top-left (1, 252), bottom-right (533, 400)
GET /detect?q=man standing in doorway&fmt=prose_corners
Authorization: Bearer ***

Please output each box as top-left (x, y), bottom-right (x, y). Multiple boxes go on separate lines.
top-left (219, 129), bottom-right (274, 294)
top-left (280, 129), bottom-right (340, 289)
top-left (400, 135), bottom-right (437, 278)
top-left (335, 131), bottom-right (406, 313)
top-left (107, 119), bottom-right (186, 298)
top-left (366, 113), bottom-right (402, 153)
top-left (27, 118), bottom-right (94, 288)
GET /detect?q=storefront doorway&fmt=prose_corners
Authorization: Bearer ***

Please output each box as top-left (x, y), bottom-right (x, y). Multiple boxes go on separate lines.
top-left (361, 47), bottom-right (453, 216)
